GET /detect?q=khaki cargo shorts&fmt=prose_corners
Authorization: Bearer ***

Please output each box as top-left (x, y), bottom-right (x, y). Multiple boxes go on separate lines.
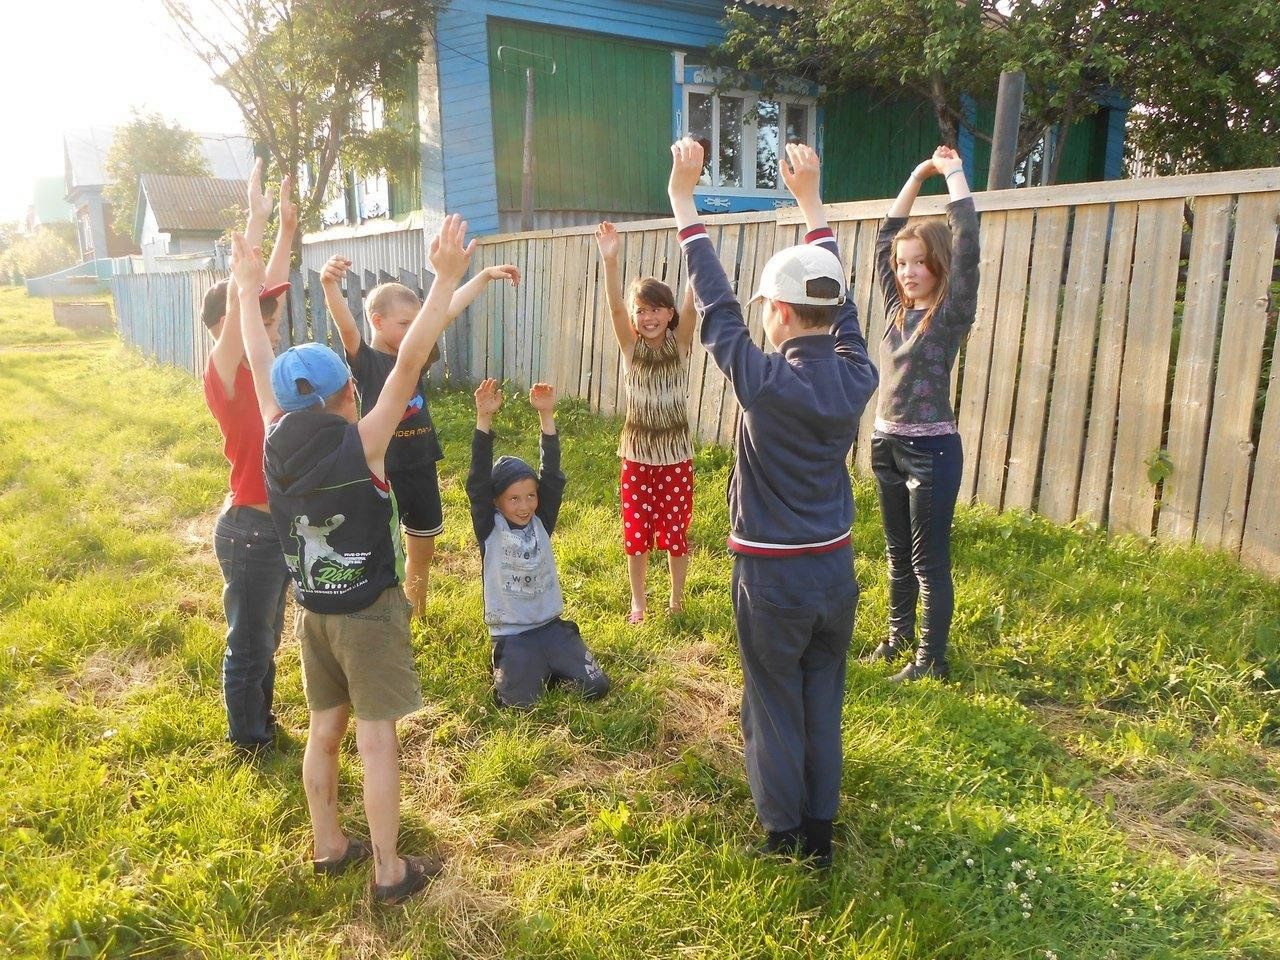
top-left (296, 587), bottom-right (423, 721)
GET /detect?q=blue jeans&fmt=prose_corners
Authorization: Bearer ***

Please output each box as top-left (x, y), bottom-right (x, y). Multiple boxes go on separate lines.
top-left (871, 432), bottom-right (963, 666)
top-left (214, 506), bottom-right (291, 748)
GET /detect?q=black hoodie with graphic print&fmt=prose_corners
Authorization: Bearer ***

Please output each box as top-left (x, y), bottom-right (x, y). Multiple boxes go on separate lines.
top-left (263, 408), bottom-right (404, 614)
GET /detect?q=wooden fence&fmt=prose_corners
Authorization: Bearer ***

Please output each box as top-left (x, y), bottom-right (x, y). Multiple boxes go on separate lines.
top-left (112, 264), bottom-right (459, 382)
top-left (112, 167), bottom-right (1280, 575)
top-left (455, 167), bottom-right (1280, 575)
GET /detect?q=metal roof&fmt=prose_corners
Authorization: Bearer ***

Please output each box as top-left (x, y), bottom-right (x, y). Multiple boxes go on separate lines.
top-left (63, 128), bottom-right (255, 193)
top-left (138, 174), bottom-right (246, 234)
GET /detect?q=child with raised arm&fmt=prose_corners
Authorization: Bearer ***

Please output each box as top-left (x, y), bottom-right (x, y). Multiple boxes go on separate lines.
top-left (594, 221), bottom-right (697, 622)
top-left (235, 213), bottom-right (474, 905)
top-left (466, 378), bottom-right (610, 709)
top-left (669, 139), bottom-right (878, 867)
top-left (863, 146), bottom-right (978, 683)
top-left (320, 255), bottom-right (520, 617)
top-left (202, 159), bottom-right (296, 754)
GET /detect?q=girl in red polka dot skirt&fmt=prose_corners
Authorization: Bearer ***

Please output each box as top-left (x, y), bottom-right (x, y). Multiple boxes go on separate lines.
top-left (596, 221), bottom-right (697, 623)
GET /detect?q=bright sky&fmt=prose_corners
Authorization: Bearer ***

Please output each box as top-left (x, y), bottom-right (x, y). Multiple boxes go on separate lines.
top-left (0, 0), bottom-right (244, 221)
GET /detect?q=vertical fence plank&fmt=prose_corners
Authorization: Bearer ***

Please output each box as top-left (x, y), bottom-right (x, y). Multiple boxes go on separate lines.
top-left (1241, 309), bottom-right (1280, 575)
top-left (1077, 202), bottom-right (1139, 524)
top-left (1157, 195), bottom-right (1233, 540)
top-left (1109, 197), bottom-right (1185, 536)
top-left (957, 211), bottom-right (1009, 501)
top-left (1195, 191), bottom-right (1280, 552)
top-left (1038, 204), bottom-right (1109, 522)
top-left (852, 218), bottom-right (884, 476)
top-left (1005, 207), bottom-right (1070, 511)
top-left (976, 209), bottom-right (1035, 508)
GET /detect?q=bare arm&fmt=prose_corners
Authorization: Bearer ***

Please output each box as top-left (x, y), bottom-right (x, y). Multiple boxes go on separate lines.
top-left (887, 155), bottom-right (937, 219)
top-left (934, 145), bottom-right (972, 203)
top-left (320, 256), bottom-right (362, 358)
top-left (447, 263), bottom-right (519, 320)
top-left (229, 233), bottom-right (283, 425)
top-left (359, 214), bottom-right (474, 475)
top-left (209, 159), bottom-right (273, 393)
top-left (674, 282), bottom-right (696, 354)
top-left (595, 221), bottom-right (636, 357)
top-left (264, 172), bottom-right (297, 288)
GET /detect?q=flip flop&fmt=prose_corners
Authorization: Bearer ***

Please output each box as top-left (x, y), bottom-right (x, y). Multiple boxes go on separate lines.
top-left (628, 610), bottom-right (645, 625)
top-left (313, 837), bottom-right (371, 876)
top-left (372, 854), bottom-right (444, 904)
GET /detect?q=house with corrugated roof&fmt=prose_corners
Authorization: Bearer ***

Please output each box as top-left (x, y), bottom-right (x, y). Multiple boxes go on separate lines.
top-left (134, 174), bottom-right (245, 264)
top-left (311, 0), bottom-right (1127, 239)
top-left (63, 128), bottom-right (255, 262)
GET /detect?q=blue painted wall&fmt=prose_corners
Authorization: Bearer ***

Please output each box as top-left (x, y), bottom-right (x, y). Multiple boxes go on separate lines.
top-left (436, 0), bottom-right (728, 233)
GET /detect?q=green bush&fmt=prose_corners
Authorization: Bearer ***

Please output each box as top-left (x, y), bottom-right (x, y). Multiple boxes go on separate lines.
top-left (0, 227), bottom-right (77, 281)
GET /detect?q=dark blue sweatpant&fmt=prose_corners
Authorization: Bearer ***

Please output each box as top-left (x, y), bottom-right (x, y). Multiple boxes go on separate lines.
top-left (731, 545), bottom-right (858, 832)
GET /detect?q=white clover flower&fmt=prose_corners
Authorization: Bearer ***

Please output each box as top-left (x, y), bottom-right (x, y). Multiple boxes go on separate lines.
top-left (912, 824), bottom-right (922, 832)
top-left (892, 836), bottom-right (905, 849)
top-left (1006, 881), bottom-right (1018, 892)
top-left (965, 858), bottom-right (975, 868)
top-left (1005, 847), bottom-right (1013, 853)
top-left (1023, 911), bottom-right (1031, 919)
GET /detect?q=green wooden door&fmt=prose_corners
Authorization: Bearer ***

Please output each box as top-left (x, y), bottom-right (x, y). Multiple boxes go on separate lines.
top-left (488, 20), bottom-right (672, 216)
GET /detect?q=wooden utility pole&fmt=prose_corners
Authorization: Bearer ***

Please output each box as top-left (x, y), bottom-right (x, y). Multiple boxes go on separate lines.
top-left (987, 70), bottom-right (1025, 190)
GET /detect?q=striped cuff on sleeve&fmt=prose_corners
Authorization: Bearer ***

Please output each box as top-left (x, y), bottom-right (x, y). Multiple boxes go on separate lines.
top-left (805, 227), bottom-right (835, 246)
top-left (678, 223), bottom-right (709, 247)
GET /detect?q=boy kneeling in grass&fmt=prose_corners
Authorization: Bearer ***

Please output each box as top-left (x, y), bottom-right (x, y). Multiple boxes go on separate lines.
top-left (467, 378), bottom-right (610, 709)
top-left (232, 213), bottom-right (473, 905)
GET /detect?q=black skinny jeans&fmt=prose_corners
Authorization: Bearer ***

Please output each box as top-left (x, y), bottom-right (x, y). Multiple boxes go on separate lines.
top-left (871, 432), bottom-right (963, 664)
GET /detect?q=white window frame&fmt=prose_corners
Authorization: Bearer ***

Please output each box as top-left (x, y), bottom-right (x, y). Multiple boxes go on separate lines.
top-left (682, 84), bottom-right (817, 196)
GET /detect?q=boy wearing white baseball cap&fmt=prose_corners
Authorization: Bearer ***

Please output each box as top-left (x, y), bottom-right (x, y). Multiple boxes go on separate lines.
top-left (668, 139), bottom-right (878, 867)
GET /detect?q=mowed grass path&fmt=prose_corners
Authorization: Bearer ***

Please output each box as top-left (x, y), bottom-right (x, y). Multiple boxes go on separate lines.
top-left (1, 286), bottom-right (1277, 959)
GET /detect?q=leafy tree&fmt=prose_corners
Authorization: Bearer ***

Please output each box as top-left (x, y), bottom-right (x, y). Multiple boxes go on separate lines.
top-left (719, 0), bottom-right (1278, 182)
top-left (1118, 0), bottom-right (1279, 175)
top-left (162, 0), bottom-right (439, 256)
top-left (0, 227), bottom-right (78, 281)
top-left (104, 111), bottom-right (210, 241)
top-left (719, 0), bottom-right (1128, 178)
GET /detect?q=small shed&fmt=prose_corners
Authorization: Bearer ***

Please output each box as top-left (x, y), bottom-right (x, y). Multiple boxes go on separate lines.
top-left (134, 174), bottom-right (245, 261)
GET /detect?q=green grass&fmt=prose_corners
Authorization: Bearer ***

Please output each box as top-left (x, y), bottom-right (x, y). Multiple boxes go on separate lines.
top-left (0, 285), bottom-right (115, 347)
top-left (1, 288), bottom-right (1278, 958)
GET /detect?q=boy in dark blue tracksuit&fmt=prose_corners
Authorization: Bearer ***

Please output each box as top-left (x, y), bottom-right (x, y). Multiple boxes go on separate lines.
top-left (668, 139), bottom-right (878, 865)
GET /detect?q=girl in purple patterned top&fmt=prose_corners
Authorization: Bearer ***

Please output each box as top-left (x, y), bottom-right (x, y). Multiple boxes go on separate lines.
top-left (865, 146), bottom-right (979, 683)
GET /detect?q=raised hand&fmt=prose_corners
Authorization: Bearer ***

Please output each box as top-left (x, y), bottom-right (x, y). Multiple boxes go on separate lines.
top-left (429, 213), bottom-right (475, 283)
top-left (474, 377), bottom-right (502, 417)
top-left (933, 145), bottom-right (963, 178)
top-left (595, 221), bottom-right (621, 260)
top-left (278, 172), bottom-right (299, 233)
top-left (321, 255), bottom-right (352, 287)
top-left (230, 232), bottom-right (266, 291)
top-left (781, 142), bottom-right (821, 204)
top-left (668, 138), bottom-right (704, 201)
top-left (528, 382), bottom-right (556, 413)
top-left (485, 264), bottom-right (521, 286)
top-left (246, 158), bottom-right (274, 225)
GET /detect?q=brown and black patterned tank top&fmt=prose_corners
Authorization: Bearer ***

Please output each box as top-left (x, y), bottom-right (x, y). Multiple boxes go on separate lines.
top-left (618, 331), bottom-right (693, 465)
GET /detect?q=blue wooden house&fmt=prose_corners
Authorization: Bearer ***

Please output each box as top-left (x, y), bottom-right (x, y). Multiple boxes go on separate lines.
top-left (324, 0), bottom-right (1127, 236)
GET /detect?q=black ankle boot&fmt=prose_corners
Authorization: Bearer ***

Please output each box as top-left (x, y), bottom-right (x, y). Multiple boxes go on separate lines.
top-left (889, 652), bottom-right (949, 683)
top-left (860, 640), bottom-right (903, 664)
top-left (801, 816), bottom-right (833, 869)
top-left (746, 826), bottom-right (803, 860)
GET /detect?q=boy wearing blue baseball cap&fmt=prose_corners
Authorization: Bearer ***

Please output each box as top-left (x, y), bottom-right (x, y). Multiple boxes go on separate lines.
top-left (231, 213), bottom-right (474, 905)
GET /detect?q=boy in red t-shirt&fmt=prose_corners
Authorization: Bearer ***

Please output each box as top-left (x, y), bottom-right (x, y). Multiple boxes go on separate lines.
top-left (202, 160), bottom-right (296, 754)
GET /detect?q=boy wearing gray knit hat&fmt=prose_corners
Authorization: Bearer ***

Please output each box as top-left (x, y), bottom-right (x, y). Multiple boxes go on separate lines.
top-left (465, 379), bottom-right (610, 708)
